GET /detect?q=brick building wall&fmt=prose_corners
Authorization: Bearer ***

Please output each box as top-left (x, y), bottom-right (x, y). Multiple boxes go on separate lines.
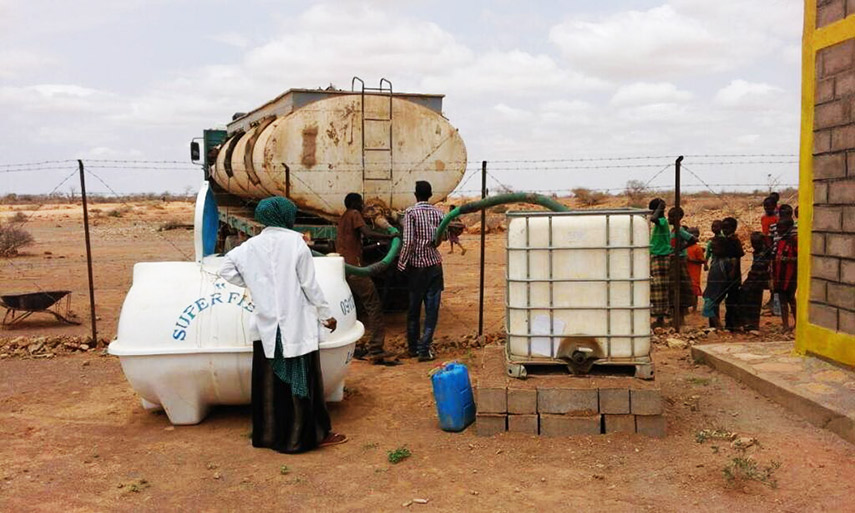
top-left (810, 2), bottom-right (855, 334)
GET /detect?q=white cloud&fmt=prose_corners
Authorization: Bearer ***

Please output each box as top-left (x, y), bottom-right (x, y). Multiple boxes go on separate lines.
top-left (209, 32), bottom-right (251, 49)
top-left (422, 50), bottom-right (609, 97)
top-left (0, 84), bottom-right (118, 113)
top-left (549, 2), bottom-right (801, 79)
top-left (0, 49), bottom-right (55, 80)
top-left (713, 79), bottom-right (785, 110)
top-left (610, 82), bottom-right (692, 107)
top-left (0, 1), bottom-right (802, 195)
top-left (493, 103), bottom-right (533, 122)
top-left (538, 99), bottom-right (595, 125)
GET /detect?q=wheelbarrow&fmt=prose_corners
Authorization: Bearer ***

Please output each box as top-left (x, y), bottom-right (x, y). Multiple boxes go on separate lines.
top-left (1, 290), bottom-right (81, 327)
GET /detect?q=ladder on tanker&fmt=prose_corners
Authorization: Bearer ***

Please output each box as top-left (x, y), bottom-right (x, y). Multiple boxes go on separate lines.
top-left (352, 77), bottom-right (393, 204)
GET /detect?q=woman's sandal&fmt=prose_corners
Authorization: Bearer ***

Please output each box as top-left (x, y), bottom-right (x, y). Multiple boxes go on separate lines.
top-left (319, 432), bottom-right (348, 448)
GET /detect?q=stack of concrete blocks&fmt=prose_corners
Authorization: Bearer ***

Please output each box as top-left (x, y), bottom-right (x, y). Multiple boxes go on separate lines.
top-left (475, 346), bottom-right (665, 438)
top-left (811, 25), bottom-right (855, 335)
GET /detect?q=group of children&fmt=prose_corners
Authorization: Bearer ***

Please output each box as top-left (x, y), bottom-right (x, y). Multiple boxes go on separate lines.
top-left (649, 193), bottom-right (799, 332)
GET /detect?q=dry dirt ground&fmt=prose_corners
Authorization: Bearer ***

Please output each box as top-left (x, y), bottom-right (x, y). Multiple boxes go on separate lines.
top-left (3, 196), bottom-right (854, 512)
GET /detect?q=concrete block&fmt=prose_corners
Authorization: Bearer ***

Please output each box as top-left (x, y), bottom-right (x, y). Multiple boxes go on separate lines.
top-left (812, 233), bottom-right (826, 255)
top-left (828, 282), bottom-right (855, 310)
top-left (476, 413), bottom-right (506, 436)
top-left (826, 234), bottom-right (855, 258)
top-left (507, 387), bottom-right (537, 414)
top-left (821, 39), bottom-right (855, 77)
top-left (811, 279), bottom-right (828, 303)
top-left (817, 0), bottom-right (846, 28)
top-left (839, 309), bottom-right (855, 335)
top-left (476, 385), bottom-right (507, 414)
top-left (635, 415), bottom-right (667, 438)
top-left (539, 414), bottom-right (601, 437)
top-left (815, 129), bottom-right (832, 154)
top-left (831, 125), bottom-right (855, 152)
top-left (630, 388), bottom-right (663, 415)
top-left (812, 256), bottom-right (840, 281)
top-left (842, 260), bottom-right (855, 285)
top-left (816, 77), bottom-right (835, 104)
top-left (810, 302), bottom-right (839, 331)
top-left (604, 414), bottom-right (636, 434)
top-left (537, 387), bottom-right (598, 415)
top-left (815, 100), bottom-right (848, 129)
top-left (844, 206), bottom-right (855, 232)
top-left (813, 207), bottom-right (842, 232)
top-left (814, 152), bottom-right (846, 179)
top-left (840, 70), bottom-right (855, 100)
top-left (827, 179), bottom-right (855, 204)
top-left (815, 181), bottom-right (829, 204)
top-left (507, 414), bottom-right (538, 435)
top-left (598, 388), bottom-right (630, 414)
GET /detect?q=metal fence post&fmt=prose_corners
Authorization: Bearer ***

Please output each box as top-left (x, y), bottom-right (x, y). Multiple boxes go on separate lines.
top-left (478, 160), bottom-right (487, 336)
top-left (78, 160), bottom-right (97, 343)
top-left (673, 155), bottom-right (684, 330)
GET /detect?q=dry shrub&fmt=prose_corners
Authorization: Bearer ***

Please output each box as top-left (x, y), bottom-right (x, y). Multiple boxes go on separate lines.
top-left (624, 179), bottom-right (649, 206)
top-left (0, 221), bottom-right (34, 256)
top-left (11, 211), bottom-right (27, 223)
top-left (572, 187), bottom-right (607, 206)
top-left (158, 220), bottom-right (192, 232)
top-left (106, 206), bottom-right (132, 218)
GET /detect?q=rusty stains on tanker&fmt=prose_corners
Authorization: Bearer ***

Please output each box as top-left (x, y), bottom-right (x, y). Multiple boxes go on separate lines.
top-left (301, 126), bottom-right (318, 167)
top-left (326, 122), bottom-right (340, 146)
top-left (435, 160), bottom-right (446, 171)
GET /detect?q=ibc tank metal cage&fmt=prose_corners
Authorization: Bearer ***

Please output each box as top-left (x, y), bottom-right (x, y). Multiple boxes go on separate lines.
top-left (504, 209), bottom-right (653, 379)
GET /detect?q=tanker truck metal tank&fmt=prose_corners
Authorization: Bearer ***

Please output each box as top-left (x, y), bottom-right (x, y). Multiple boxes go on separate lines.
top-left (192, 77), bottom-right (467, 244)
top-left (191, 78), bottom-right (467, 309)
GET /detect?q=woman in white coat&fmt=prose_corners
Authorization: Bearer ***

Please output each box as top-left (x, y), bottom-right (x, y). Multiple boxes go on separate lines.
top-left (220, 197), bottom-right (347, 453)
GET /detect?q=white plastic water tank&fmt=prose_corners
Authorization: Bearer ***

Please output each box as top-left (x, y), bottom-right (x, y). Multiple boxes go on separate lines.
top-left (108, 254), bottom-right (363, 425)
top-left (505, 210), bottom-right (651, 375)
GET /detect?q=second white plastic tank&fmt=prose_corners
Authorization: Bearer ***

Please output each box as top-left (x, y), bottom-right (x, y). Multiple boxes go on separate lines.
top-left (506, 210), bottom-right (651, 368)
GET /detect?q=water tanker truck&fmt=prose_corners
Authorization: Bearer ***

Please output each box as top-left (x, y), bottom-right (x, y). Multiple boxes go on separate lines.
top-left (191, 78), bottom-right (467, 257)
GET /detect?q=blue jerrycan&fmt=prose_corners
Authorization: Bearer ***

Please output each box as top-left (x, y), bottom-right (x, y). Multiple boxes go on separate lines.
top-left (430, 361), bottom-right (476, 432)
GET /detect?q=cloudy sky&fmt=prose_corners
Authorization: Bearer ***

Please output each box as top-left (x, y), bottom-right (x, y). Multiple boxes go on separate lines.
top-left (0, 0), bottom-right (803, 197)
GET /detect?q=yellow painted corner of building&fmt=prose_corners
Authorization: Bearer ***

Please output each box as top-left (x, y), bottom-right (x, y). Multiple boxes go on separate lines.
top-left (795, 1), bottom-right (855, 366)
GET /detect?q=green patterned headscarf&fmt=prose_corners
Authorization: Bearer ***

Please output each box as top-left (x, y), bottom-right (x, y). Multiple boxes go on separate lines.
top-left (255, 197), bottom-right (297, 229)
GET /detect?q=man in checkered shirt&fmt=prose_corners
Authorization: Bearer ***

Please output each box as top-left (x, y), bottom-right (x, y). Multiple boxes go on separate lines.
top-left (397, 180), bottom-right (444, 361)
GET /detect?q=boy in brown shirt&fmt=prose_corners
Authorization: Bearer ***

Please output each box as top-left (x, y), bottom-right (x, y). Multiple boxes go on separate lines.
top-left (336, 193), bottom-right (400, 366)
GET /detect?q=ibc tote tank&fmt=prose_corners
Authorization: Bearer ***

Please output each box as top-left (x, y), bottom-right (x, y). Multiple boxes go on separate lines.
top-left (505, 210), bottom-right (653, 379)
top-left (210, 87), bottom-right (467, 220)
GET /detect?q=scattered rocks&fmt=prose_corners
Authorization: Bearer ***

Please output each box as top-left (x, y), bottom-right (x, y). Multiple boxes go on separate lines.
top-left (0, 335), bottom-right (108, 359)
top-left (731, 437), bottom-right (757, 450)
top-left (666, 338), bottom-right (688, 350)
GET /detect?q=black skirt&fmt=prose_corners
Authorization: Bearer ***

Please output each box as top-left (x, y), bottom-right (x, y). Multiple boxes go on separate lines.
top-left (251, 341), bottom-right (331, 454)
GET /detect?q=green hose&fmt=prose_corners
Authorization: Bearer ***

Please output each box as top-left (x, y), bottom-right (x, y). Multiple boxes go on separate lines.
top-left (313, 226), bottom-right (402, 277)
top-left (433, 192), bottom-right (569, 246)
top-left (331, 193), bottom-right (569, 277)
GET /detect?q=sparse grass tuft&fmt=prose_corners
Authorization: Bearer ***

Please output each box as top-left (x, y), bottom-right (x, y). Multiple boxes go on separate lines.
top-left (387, 447), bottom-right (412, 464)
top-left (723, 456), bottom-right (781, 489)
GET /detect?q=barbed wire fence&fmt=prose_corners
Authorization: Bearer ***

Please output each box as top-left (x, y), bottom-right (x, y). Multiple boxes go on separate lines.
top-left (0, 154), bottom-right (799, 346)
